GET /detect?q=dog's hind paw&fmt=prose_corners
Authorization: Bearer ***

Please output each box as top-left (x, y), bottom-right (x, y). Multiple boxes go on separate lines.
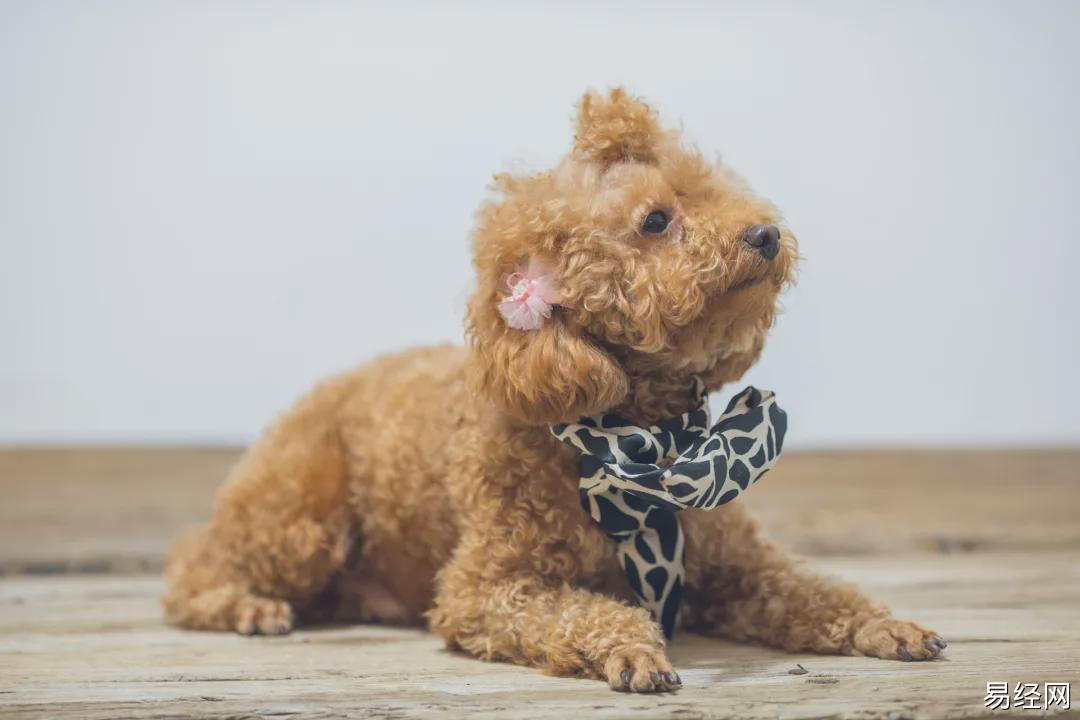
top-left (235, 596), bottom-right (294, 636)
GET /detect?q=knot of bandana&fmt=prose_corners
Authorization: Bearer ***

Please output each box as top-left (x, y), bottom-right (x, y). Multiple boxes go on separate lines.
top-left (550, 379), bottom-right (787, 638)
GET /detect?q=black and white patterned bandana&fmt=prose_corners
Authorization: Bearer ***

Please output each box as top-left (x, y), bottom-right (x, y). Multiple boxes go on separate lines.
top-left (550, 379), bottom-right (787, 638)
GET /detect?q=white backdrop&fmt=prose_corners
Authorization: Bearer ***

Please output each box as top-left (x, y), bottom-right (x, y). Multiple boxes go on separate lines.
top-left (3, 0), bottom-right (1078, 447)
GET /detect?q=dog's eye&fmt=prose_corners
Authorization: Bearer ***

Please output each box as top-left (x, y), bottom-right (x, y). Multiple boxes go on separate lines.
top-left (641, 210), bottom-right (670, 234)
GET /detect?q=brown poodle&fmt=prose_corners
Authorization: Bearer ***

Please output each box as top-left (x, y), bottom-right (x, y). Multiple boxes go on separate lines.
top-left (163, 88), bottom-right (946, 692)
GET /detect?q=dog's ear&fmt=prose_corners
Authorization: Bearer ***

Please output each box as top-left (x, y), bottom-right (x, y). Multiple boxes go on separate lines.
top-left (573, 87), bottom-right (665, 166)
top-left (466, 266), bottom-right (628, 425)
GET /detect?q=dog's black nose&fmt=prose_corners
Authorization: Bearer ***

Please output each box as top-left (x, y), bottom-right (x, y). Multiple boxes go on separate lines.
top-left (742, 224), bottom-right (781, 260)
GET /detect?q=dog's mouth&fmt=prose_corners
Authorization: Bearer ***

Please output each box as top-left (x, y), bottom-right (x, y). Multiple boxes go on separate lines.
top-left (726, 273), bottom-right (767, 294)
top-left (712, 266), bottom-right (776, 299)
top-left (573, 269), bottom-right (776, 363)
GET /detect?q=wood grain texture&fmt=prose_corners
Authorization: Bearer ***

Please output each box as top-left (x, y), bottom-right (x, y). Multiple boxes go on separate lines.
top-left (0, 448), bottom-right (1078, 719)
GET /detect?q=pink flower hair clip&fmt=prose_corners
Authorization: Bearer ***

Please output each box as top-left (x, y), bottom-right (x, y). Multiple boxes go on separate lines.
top-left (497, 258), bottom-right (562, 331)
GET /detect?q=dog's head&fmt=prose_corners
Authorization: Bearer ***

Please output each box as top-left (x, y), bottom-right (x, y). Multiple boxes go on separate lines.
top-left (467, 88), bottom-right (797, 424)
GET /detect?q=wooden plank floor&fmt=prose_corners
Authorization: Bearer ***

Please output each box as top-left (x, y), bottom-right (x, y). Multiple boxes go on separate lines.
top-left (1, 449), bottom-right (1078, 719)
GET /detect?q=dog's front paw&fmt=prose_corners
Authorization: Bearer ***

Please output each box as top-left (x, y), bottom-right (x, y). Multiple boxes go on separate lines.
top-left (853, 617), bottom-right (947, 661)
top-left (235, 596), bottom-right (294, 636)
top-left (604, 644), bottom-right (681, 692)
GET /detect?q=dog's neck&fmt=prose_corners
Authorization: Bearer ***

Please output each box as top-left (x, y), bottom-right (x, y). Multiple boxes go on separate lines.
top-left (608, 355), bottom-right (700, 426)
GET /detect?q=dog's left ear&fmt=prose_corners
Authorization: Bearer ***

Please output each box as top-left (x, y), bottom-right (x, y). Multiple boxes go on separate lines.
top-left (573, 87), bottom-right (666, 166)
top-left (465, 261), bottom-right (628, 425)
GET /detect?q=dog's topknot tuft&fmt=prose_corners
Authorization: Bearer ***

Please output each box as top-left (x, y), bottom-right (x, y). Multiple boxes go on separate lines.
top-left (573, 87), bottom-right (665, 165)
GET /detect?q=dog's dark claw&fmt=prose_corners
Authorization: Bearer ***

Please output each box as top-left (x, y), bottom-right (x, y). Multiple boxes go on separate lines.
top-left (649, 671), bottom-right (661, 688)
top-left (619, 669), bottom-right (631, 690)
top-left (664, 671), bottom-right (681, 687)
top-left (898, 645), bottom-right (913, 661)
top-left (924, 636), bottom-right (947, 653)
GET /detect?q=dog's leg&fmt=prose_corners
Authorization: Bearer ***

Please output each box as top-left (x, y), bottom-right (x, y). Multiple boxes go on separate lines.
top-left (681, 504), bottom-right (946, 661)
top-left (428, 534), bottom-right (681, 693)
top-left (162, 383), bottom-right (353, 635)
top-left (162, 527), bottom-right (297, 635)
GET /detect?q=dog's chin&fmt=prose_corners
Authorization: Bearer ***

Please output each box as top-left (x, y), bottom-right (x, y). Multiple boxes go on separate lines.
top-left (666, 281), bottom-right (779, 372)
top-left (583, 275), bottom-right (780, 376)
top-left (664, 328), bottom-right (740, 375)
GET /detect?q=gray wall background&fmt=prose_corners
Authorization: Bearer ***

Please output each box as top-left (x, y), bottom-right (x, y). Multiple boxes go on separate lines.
top-left (2, 0), bottom-right (1078, 447)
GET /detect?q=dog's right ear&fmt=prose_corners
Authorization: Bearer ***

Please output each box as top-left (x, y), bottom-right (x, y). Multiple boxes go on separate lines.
top-left (465, 266), bottom-right (628, 425)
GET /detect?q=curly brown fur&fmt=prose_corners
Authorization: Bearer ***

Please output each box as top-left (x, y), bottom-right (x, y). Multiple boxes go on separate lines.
top-left (163, 88), bottom-right (944, 692)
